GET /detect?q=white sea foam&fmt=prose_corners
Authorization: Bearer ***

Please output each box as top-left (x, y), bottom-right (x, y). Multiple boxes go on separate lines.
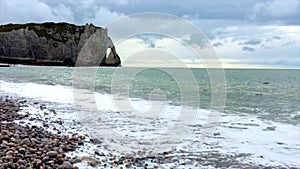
top-left (0, 80), bottom-right (299, 168)
top-left (0, 80), bottom-right (74, 104)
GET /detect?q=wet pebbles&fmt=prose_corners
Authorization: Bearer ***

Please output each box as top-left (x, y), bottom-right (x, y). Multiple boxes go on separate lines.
top-left (0, 97), bottom-right (80, 169)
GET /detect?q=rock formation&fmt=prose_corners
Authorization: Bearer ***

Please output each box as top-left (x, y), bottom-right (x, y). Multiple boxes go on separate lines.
top-left (0, 22), bottom-right (121, 66)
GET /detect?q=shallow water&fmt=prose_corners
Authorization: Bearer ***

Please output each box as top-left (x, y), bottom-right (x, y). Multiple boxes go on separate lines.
top-left (1, 66), bottom-right (299, 124)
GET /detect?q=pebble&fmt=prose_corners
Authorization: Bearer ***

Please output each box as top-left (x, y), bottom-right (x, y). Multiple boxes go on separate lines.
top-left (57, 154), bottom-right (64, 159)
top-left (61, 161), bottom-right (73, 169)
top-left (47, 151), bottom-right (58, 158)
top-left (21, 138), bottom-right (31, 145)
top-left (1, 130), bottom-right (11, 136)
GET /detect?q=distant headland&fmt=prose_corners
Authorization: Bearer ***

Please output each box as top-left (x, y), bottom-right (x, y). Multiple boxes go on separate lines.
top-left (0, 22), bottom-right (121, 67)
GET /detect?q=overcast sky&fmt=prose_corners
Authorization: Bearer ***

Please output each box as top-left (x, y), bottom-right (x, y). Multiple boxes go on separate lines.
top-left (0, 0), bottom-right (299, 68)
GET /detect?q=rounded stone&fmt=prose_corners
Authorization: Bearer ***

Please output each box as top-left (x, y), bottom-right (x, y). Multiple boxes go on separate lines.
top-left (57, 154), bottom-right (64, 159)
top-left (61, 161), bottom-right (73, 169)
top-left (21, 138), bottom-right (31, 145)
top-left (18, 148), bottom-right (26, 155)
top-left (6, 150), bottom-right (14, 156)
top-left (17, 159), bottom-right (26, 165)
top-left (42, 156), bottom-right (50, 162)
top-left (1, 130), bottom-right (11, 136)
top-left (47, 151), bottom-right (58, 158)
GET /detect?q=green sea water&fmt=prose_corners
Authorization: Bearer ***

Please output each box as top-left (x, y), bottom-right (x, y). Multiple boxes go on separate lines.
top-left (0, 66), bottom-right (299, 125)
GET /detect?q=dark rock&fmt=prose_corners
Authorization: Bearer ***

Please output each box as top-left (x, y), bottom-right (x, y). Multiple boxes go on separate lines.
top-left (264, 126), bottom-right (276, 131)
top-left (42, 156), bottom-right (50, 162)
top-left (163, 152), bottom-right (169, 155)
top-left (18, 148), bottom-right (26, 155)
top-left (90, 138), bottom-right (102, 144)
top-left (95, 151), bottom-right (105, 156)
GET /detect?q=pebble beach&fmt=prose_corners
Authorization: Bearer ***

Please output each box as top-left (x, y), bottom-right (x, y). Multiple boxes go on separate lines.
top-left (1, 95), bottom-right (298, 169)
top-left (0, 97), bottom-right (82, 169)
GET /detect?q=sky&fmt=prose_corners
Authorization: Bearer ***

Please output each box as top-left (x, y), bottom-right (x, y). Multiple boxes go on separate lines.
top-left (0, 0), bottom-right (299, 68)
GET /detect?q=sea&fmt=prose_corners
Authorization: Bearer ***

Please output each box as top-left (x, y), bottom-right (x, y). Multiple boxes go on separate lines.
top-left (0, 66), bottom-right (299, 168)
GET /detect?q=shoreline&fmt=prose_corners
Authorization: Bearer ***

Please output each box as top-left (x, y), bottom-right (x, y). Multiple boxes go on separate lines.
top-left (0, 94), bottom-right (298, 169)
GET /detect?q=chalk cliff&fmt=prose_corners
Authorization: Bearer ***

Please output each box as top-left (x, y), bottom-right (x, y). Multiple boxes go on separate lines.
top-left (0, 22), bottom-right (121, 66)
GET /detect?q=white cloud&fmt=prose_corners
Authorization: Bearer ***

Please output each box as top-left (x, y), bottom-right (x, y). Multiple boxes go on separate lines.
top-left (51, 4), bottom-right (75, 23)
top-left (77, 0), bottom-right (95, 9)
top-left (115, 35), bottom-right (220, 68)
top-left (115, 38), bottom-right (151, 62)
top-left (0, 0), bottom-right (56, 24)
top-left (154, 38), bottom-right (196, 59)
top-left (208, 24), bottom-right (300, 68)
top-left (83, 7), bottom-right (125, 26)
top-left (249, 0), bottom-right (300, 22)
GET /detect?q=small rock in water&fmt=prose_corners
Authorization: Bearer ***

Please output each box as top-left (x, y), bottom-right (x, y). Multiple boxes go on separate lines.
top-left (213, 132), bottom-right (220, 136)
top-left (90, 138), bottom-right (102, 144)
top-left (78, 141), bottom-right (84, 146)
top-left (264, 126), bottom-right (276, 131)
top-left (95, 151), bottom-right (105, 156)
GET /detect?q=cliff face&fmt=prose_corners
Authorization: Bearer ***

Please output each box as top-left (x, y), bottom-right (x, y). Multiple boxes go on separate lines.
top-left (0, 22), bottom-right (121, 66)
